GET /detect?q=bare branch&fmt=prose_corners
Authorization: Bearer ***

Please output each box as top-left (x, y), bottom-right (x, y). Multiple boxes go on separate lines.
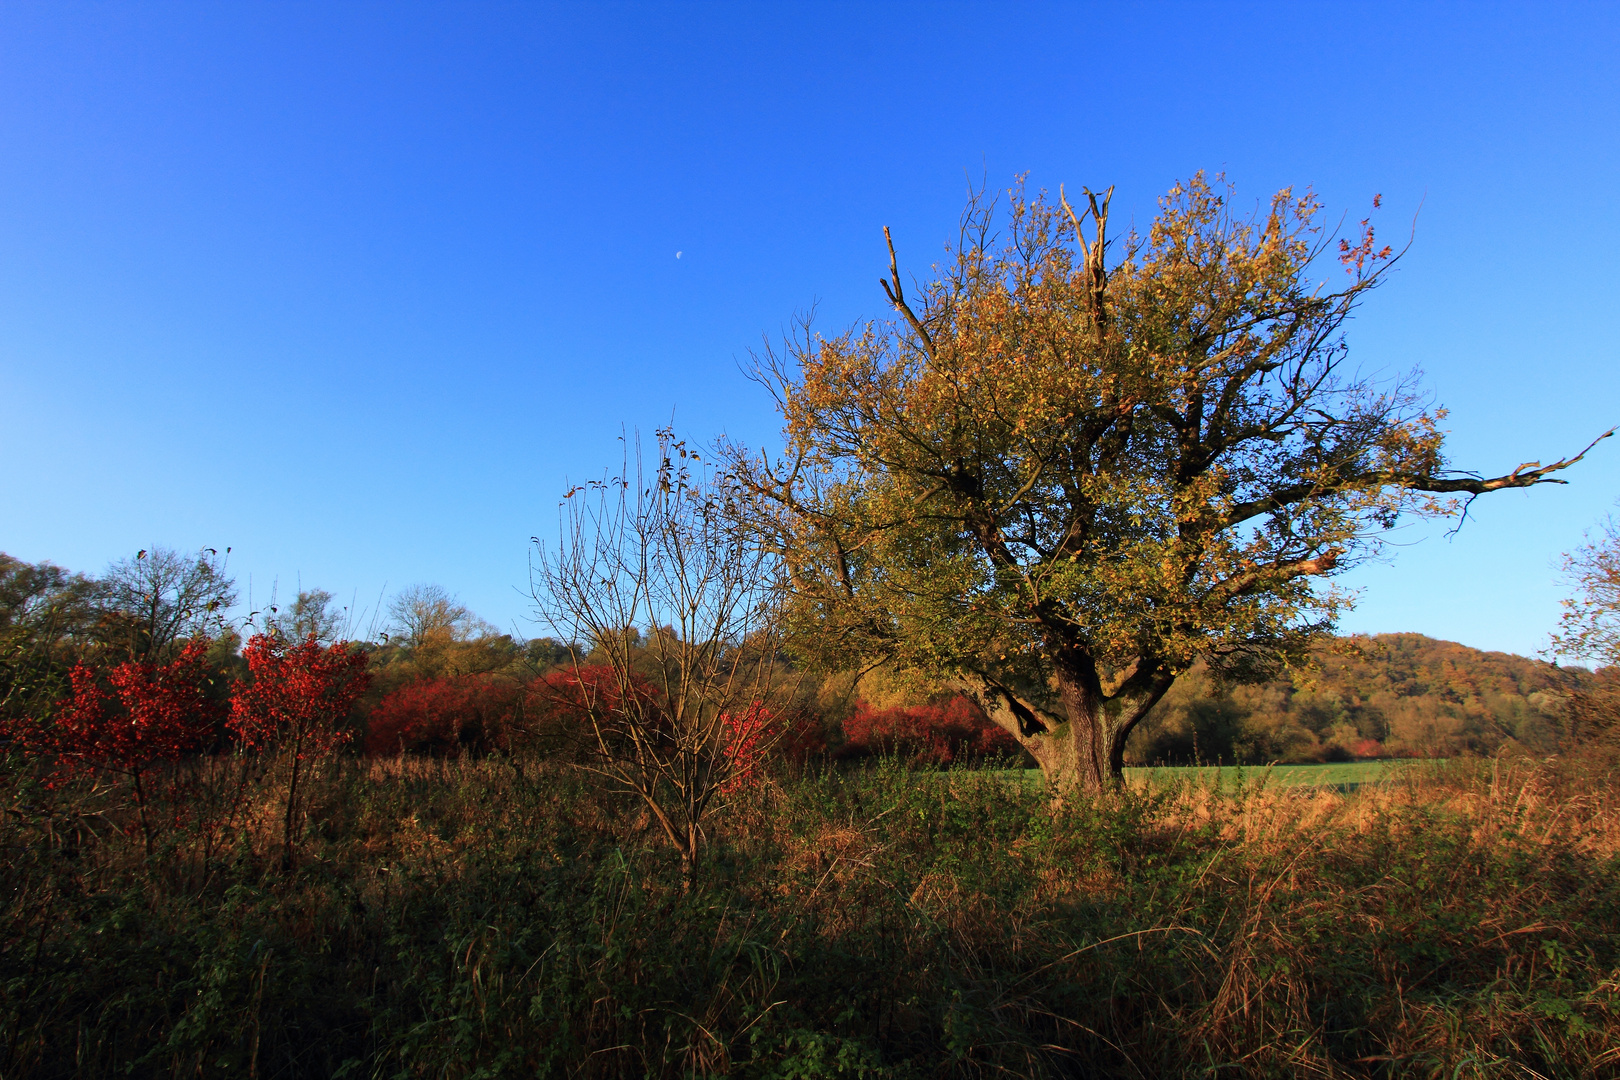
top-left (879, 225), bottom-right (937, 359)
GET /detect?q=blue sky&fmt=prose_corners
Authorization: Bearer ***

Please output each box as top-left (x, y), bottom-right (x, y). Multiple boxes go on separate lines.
top-left (1, 2), bottom-right (1615, 657)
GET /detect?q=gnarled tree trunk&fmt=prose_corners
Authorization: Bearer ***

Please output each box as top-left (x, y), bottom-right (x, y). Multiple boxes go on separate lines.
top-left (952, 657), bottom-right (1173, 798)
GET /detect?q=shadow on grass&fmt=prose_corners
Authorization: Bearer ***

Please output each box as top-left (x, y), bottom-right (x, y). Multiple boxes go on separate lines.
top-left (2, 751), bottom-right (1617, 1077)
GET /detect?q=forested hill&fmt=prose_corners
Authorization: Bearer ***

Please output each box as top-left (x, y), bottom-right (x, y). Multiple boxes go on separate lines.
top-left (1125, 633), bottom-right (1592, 765)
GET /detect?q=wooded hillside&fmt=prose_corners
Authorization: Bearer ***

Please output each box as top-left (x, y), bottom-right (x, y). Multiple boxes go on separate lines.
top-left (1126, 633), bottom-right (1590, 764)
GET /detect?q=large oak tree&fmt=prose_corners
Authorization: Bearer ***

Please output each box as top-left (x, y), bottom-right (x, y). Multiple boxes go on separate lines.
top-left (729, 175), bottom-right (1610, 795)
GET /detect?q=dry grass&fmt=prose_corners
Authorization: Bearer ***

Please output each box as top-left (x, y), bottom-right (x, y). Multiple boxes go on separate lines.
top-left (2, 750), bottom-right (1617, 1078)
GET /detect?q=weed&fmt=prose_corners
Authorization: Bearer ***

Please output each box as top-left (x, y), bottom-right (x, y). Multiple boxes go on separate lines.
top-left (1, 753), bottom-right (1616, 1077)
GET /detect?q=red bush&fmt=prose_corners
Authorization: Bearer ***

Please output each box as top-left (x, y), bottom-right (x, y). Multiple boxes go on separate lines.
top-left (774, 707), bottom-right (830, 763)
top-left (229, 634), bottom-right (371, 757)
top-left (366, 666), bottom-right (674, 760)
top-left (365, 676), bottom-right (523, 757)
top-left (1348, 738), bottom-right (1385, 760)
top-left (840, 696), bottom-right (1019, 765)
top-left (720, 701), bottom-right (775, 794)
top-left (230, 633), bottom-right (372, 863)
top-left (48, 638), bottom-right (222, 774)
top-left (539, 664), bottom-right (653, 714)
top-left (534, 664), bottom-right (664, 741)
top-left (7, 638), bottom-right (223, 852)
top-left (714, 701), bottom-right (835, 788)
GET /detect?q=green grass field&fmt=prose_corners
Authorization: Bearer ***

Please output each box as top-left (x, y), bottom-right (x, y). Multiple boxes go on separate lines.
top-left (1008, 758), bottom-right (1440, 791)
top-left (1130, 758), bottom-right (1438, 789)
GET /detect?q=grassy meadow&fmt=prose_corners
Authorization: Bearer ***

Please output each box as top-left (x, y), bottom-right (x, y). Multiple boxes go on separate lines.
top-left (3, 750), bottom-right (1619, 1079)
top-left (1126, 759), bottom-right (1438, 789)
top-left (995, 760), bottom-right (1440, 795)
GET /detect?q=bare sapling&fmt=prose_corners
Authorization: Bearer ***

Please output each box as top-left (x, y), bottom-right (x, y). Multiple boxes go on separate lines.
top-left (532, 427), bottom-right (787, 881)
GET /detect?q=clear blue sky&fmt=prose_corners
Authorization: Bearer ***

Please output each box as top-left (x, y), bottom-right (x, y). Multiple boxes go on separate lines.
top-left (2, 2), bottom-right (1616, 657)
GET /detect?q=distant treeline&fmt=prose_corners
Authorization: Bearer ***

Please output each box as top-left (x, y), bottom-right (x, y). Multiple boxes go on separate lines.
top-left (5, 548), bottom-right (1601, 770)
top-left (1126, 633), bottom-right (1593, 765)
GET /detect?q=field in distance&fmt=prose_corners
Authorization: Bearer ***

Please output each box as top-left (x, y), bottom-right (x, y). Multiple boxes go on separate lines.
top-left (1005, 759), bottom-right (1441, 791)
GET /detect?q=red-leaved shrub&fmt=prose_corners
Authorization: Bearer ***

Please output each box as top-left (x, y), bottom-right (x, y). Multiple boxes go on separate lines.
top-left (1348, 738), bottom-right (1385, 760)
top-left (229, 633), bottom-right (372, 864)
top-left (773, 707), bottom-right (830, 764)
top-left (229, 634), bottom-right (371, 756)
top-left (840, 696), bottom-right (1019, 765)
top-left (538, 664), bottom-right (653, 717)
top-left (720, 701), bottom-right (775, 794)
top-left (534, 664), bottom-right (663, 745)
top-left (22, 638), bottom-right (222, 852)
top-left (365, 676), bottom-right (523, 758)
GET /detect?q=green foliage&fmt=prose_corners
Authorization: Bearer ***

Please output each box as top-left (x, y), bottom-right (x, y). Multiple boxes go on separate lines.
top-left (3, 752), bottom-right (1617, 1077)
top-left (729, 174), bottom-right (1603, 792)
top-left (0, 553), bottom-right (99, 723)
top-left (1129, 633), bottom-right (1587, 764)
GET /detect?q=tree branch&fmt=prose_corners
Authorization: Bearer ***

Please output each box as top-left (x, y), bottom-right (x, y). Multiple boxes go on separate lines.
top-left (1206, 549), bottom-right (1344, 605)
top-left (1211, 427), bottom-right (1615, 532)
top-left (1409, 426), bottom-right (1614, 493)
top-left (946, 670), bottom-right (1063, 738)
top-left (879, 226), bottom-right (937, 359)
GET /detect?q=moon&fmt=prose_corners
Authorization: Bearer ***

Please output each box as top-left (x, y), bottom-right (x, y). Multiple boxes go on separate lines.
top-left (675, 251), bottom-right (682, 259)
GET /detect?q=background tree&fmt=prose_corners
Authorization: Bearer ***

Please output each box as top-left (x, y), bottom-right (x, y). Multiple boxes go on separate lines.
top-left (264, 588), bottom-right (347, 644)
top-left (96, 547), bottom-right (236, 662)
top-left (1550, 508), bottom-right (1620, 749)
top-left (387, 584), bottom-right (488, 648)
top-left (381, 583), bottom-right (512, 680)
top-left (729, 174), bottom-right (1610, 796)
top-left (1551, 509), bottom-right (1620, 668)
top-left (532, 429), bottom-right (786, 880)
top-left (0, 553), bottom-right (98, 724)
top-left (523, 636), bottom-right (576, 672)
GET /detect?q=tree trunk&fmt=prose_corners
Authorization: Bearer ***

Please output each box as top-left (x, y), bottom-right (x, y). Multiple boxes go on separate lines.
top-left (1028, 664), bottom-right (1121, 798)
top-left (132, 769), bottom-right (155, 857)
top-left (953, 659), bottom-right (1172, 800)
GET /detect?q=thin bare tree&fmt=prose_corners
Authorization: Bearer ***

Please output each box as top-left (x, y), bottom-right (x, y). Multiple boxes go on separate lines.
top-left (531, 428), bottom-right (785, 880)
top-left (97, 546), bottom-right (236, 661)
top-left (387, 584), bottom-right (490, 647)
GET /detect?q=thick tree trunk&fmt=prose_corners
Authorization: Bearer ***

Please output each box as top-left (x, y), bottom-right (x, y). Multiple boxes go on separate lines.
top-left (952, 658), bottom-right (1172, 800)
top-left (1029, 661), bottom-right (1123, 797)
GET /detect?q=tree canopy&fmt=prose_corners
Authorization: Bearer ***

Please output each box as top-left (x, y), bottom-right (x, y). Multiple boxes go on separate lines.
top-left (1552, 508), bottom-right (1620, 669)
top-left (729, 174), bottom-right (1609, 794)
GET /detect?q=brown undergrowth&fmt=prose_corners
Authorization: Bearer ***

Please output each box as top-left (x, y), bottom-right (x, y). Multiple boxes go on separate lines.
top-left (1, 751), bottom-right (1616, 1078)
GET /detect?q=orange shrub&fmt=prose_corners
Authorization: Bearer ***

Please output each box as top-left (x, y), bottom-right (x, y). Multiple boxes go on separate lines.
top-left (364, 676), bottom-right (523, 757)
top-left (840, 696), bottom-right (1018, 765)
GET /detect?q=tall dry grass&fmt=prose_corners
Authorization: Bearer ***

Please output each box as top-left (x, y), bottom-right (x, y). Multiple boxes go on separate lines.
top-left (1, 749), bottom-right (1616, 1077)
